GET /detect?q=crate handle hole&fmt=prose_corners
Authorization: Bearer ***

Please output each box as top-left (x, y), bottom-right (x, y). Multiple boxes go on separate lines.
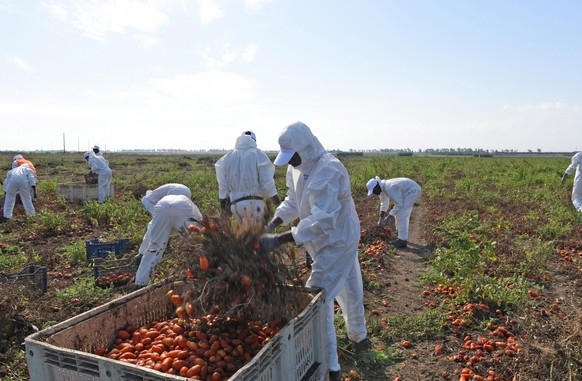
top-left (29, 350), bottom-right (34, 356)
top-left (106, 370), bottom-right (111, 377)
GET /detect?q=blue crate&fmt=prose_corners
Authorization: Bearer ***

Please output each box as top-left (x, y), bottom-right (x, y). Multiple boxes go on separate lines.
top-left (85, 239), bottom-right (131, 260)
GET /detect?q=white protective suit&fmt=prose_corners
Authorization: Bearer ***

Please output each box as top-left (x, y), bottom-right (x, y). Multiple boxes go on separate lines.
top-left (135, 195), bottom-right (202, 285)
top-left (3, 164), bottom-right (36, 218)
top-left (215, 134), bottom-right (278, 224)
top-left (92, 145), bottom-right (103, 156)
top-left (564, 151), bottom-right (582, 212)
top-left (87, 152), bottom-right (112, 203)
top-left (376, 177), bottom-right (421, 240)
top-left (142, 183), bottom-right (192, 215)
top-left (273, 122), bottom-right (367, 372)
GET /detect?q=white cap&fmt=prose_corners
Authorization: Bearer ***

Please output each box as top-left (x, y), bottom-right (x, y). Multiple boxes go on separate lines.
top-left (274, 146), bottom-right (295, 166)
top-left (83, 152), bottom-right (91, 159)
top-left (92, 145), bottom-right (100, 150)
top-left (366, 177), bottom-right (380, 196)
top-left (242, 131), bottom-right (256, 141)
top-left (13, 154), bottom-right (23, 161)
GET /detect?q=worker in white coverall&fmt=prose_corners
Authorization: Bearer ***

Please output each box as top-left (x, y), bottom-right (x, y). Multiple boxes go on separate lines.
top-left (84, 151), bottom-right (112, 203)
top-left (135, 194), bottom-right (203, 285)
top-left (10, 154), bottom-right (37, 205)
top-left (215, 131), bottom-right (280, 225)
top-left (562, 151), bottom-right (582, 212)
top-left (260, 122), bottom-right (368, 381)
top-left (142, 183), bottom-right (192, 216)
top-left (92, 145), bottom-right (103, 156)
top-left (366, 176), bottom-right (421, 248)
top-left (2, 164), bottom-right (37, 221)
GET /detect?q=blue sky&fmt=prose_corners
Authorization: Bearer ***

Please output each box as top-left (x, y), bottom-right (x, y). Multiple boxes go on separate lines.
top-left (1, 0), bottom-right (581, 152)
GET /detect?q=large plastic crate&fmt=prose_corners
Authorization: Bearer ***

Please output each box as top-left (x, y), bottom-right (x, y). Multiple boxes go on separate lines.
top-left (0, 265), bottom-right (48, 293)
top-left (25, 279), bottom-right (327, 381)
top-left (85, 238), bottom-right (131, 260)
top-left (57, 183), bottom-right (115, 202)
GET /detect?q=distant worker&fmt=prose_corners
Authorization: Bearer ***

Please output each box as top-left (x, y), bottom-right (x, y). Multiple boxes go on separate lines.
top-left (366, 176), bottom-right (422, 248)
top-left (83, 151), bottom-right (112, 203)
top-left (135, 194), bottom-right (203, 285)
top-left (2, 163), bottom-right (37, 222)
top-left (561, 151), bottom-right (582, 212)
top-left (261, 122), bottom-right (369, 381)
top-left (92, 145), bottom-right (103, 156)
top-left (12, 154), bottom-right (37, 174)
top-left (215, 131), bottom-right (280, 225)
top-left (142, 183), bottom-right (192, 215)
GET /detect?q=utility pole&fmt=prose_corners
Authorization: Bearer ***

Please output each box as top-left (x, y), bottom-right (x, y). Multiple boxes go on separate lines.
top-left (63, 132), bottom-right (66, 153)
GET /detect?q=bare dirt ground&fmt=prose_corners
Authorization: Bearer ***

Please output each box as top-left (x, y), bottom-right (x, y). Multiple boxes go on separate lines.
top-left (337, 196), bottom-right (440, 381)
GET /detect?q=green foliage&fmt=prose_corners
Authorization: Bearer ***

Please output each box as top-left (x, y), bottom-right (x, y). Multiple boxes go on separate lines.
top-left (28, 209), bottom-right (69, 235)
top-left (58, 241), bottom-right (87, 265)
top-left (376, 308), bottom-right (448, 342)
top-left (335, 313), bottom-right (403, 367)
top-left (0, 348), bottom-right (28, 380)
top-left (0, 245), bottom-right (28, 270)
top-left (55, 276), bottom-right (111, 306)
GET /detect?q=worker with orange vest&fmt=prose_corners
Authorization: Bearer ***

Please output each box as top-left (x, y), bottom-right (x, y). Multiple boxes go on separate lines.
top-left (12, 154), bottom-right (37, 174)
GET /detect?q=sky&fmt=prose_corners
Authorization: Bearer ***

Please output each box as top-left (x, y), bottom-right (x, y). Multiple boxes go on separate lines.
top-left (1, 0), bottom-right (582, 153)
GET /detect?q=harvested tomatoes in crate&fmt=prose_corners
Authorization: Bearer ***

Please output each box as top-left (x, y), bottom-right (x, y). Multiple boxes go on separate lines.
top-left (92, 256), bottom-right (139, 288)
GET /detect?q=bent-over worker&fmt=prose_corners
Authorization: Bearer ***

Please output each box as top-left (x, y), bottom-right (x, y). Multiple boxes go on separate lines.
top-left (142, 183), bottom-right (192, 216)
top-left (366, 176), bottom-right (421, 248)
top-left (2, 163), bottom-right (36, 221)
top-left (84, 151), bottom-right (112, 203)
top-left (135, 194), bottom-right (203, 285)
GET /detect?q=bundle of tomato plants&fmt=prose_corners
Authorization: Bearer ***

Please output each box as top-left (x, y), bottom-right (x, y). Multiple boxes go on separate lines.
top-left (176, 215), bottom-right (307, 323)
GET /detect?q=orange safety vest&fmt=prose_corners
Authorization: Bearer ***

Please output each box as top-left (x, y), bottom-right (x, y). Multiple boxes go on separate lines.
top-left (16, 158), bottom-right (37, 174)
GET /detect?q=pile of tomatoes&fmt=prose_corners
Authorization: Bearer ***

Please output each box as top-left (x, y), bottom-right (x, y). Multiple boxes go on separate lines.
top-left (95, 271), bottom-right (134, 288)
top-left (555, 242), bottom-right (582, 267)
top-left (95, 313), bottom-right (282, 381)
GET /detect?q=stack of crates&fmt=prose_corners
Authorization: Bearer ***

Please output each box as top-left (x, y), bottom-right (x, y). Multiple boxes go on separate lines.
top-left (25, 280), bottom-right (327, 381)
top-left (0, 265), bottom-right (48, 293)
top-left (85, 238), bottom-right (131, 261)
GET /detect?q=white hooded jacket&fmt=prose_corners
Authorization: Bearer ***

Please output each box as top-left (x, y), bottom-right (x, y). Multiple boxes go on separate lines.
top-left (565, 152), bottom-right (582, 188)
top-left (274, 122), bottom-right (361, 269)
top-left (565, 151), bottom-right (582, 211)
top-left (215, 134), bottom-right (277, 202)
top-left (3, 164), bottom-right (36, 192)
top-left (142, 184), bottom-right (192, 215)
top-left (88, 153), bottom-right (111, 174)
top-left (377, 177), bottom-right (422, 216)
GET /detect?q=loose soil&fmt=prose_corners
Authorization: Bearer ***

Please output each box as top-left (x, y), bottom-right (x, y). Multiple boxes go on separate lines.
top-left (339, 195), bottom-right (441, 381)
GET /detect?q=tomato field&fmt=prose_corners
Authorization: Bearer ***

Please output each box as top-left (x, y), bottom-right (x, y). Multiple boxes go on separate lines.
top-left (0, 153), bottom-right (580, 380)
